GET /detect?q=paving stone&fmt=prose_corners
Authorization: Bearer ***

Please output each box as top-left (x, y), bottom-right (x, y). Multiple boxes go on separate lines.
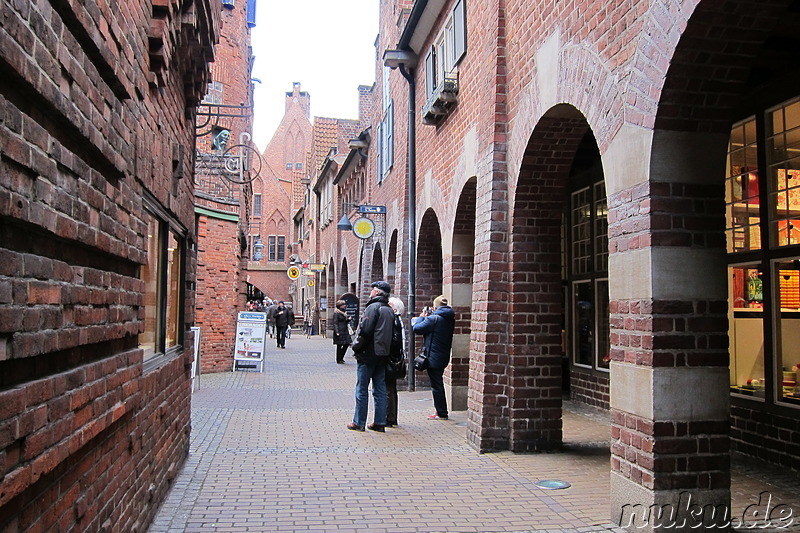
top-left (149, 336), bottom-right (800, 532)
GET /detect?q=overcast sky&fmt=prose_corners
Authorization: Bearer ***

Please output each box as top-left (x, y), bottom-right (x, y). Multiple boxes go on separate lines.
top-left (250, 1), bottom-right (380, 152)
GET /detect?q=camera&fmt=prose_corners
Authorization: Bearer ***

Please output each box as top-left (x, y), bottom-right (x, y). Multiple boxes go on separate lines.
top-left (423, 306), bottom-right (433, 315)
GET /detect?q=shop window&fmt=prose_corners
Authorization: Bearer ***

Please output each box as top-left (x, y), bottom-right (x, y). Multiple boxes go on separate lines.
top-left (726, 96), bottom-right (800, 404)
top-left (728, 265), bottom-right (765, 398)
top-left (773, 258), bottom-right (800, 403)
top-left (567, 181), bottom-right (609, 370)
top-left (139, 206), bottom-right (184, 363)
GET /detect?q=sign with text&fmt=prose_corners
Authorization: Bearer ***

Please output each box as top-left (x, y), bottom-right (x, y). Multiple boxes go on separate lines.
top-left (233, 312), bottom-right (266, 372)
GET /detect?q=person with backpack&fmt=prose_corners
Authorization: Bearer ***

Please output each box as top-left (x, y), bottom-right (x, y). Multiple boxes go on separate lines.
top-left (412, 295), bottom-right (456, 420)
top-left (347, 280), bottom-right (394, 433)
top-left (386, 297), bottom-right (408, 427)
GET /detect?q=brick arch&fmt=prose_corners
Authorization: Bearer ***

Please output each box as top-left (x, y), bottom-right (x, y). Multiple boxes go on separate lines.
top-left (508, 38), bottom-right (625, 177)
top-left (371, 243), bottom-right (384, 282)
top-left (642, 0), bottom-right (796, 133)
top-left (340, 257), bottom-right (349, 291)
top-left (506, 107), bottom-right (591, 452)
top-left (450, 177), bottom-right (477, 412)
top-left (416, 208), bottom-right (443, 314)
top-left (387, 230), bottom-right (398, 297)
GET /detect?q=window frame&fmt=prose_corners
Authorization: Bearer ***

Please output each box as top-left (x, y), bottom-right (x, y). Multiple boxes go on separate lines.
top-left (725, 98), bottom-right (800, 408)
top-left (139, 198), bottom-right (186, 370)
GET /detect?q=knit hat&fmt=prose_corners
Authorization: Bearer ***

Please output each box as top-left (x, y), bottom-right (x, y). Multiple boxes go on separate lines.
top-left (433, 295), bottom-right (448, 308)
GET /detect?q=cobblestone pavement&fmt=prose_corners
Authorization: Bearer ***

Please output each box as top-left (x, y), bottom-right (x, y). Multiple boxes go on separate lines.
top-left (149, 335), bottom-right (800, 532)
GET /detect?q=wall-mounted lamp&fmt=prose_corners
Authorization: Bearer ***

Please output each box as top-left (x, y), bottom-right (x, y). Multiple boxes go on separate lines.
top-left (383, 49), bottom-right (418, 69)
top-left (336, 214), bottom-right (353, 232)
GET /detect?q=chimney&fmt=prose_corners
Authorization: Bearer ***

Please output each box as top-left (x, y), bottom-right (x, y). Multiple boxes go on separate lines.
top-left (285, 82), bottom-right (311, 118)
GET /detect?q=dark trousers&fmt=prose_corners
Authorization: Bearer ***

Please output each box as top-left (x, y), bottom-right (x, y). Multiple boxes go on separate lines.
top-left (335, 343), bottom-right (348, 363)
top-left (386, 377), bottom-right (398, 425)
top-left (427, 367), bottom-right (448, 418)
top-left (276, 326), bottom-right (288, 347)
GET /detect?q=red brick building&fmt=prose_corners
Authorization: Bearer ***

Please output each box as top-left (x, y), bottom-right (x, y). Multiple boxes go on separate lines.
top-left (308, 0), bottom-right (800, 529)
top-left (194, 2), bottom-right (257, 374)
top-left (0, 0), bottom-right (218, 531)
top-left (245, 84), bottom-right (313, 306)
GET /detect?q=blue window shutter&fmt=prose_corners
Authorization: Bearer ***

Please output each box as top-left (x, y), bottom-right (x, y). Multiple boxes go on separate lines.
top-left (247, 0), bottom-right (257, 27)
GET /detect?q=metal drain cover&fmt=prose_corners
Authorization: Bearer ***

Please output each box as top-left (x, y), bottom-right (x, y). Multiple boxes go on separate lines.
top-left (535, 479), bottom-right (571, 490)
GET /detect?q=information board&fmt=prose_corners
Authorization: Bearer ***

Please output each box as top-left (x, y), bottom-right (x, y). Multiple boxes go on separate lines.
top-left (233, 311), bottom-right (267, 372)
top-left (340, 293), bottom-right (360, 332)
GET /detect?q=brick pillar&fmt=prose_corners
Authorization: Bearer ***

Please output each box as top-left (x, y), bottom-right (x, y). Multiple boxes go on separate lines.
top-left (608, 128), bottom-right (730, 531)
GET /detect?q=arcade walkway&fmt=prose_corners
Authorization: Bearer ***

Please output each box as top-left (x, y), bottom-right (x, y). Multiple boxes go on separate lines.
top-left (149, 335), bottom-right (800, 532)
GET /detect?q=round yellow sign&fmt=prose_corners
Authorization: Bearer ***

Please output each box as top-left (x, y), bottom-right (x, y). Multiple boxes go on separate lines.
top-left (307, 279), bottom-right (315, 287)
top-left (352, 217), bottom-right (375, 239)
top-left (287, 266), bottom-right (300, 279)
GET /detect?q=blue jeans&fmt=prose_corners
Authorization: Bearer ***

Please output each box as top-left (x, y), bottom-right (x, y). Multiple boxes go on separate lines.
top-left (353, 361), bottom-right (387, 427)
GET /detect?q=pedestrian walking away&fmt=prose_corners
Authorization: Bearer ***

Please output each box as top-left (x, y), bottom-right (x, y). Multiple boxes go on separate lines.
top-left (265, 300), bottom-right (277, 338)
top-left (412, 295), bottom-right (455, 420)
top-left (332, 299), bottom-right (352, 364)
top-left (274, 301), bottom-right (295, 349)
top-left (348, 280), bottom-right (394, 432)
top-left (386, 296), bottom-right (408, 427)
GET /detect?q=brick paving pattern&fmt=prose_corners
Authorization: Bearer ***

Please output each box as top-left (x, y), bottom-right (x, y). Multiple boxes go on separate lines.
top-left (149, 336), bottom-right (800, 532)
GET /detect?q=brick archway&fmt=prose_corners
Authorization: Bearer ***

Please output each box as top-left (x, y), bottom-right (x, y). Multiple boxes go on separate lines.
top-left (450, 177), bottom-right (476, 411)
top-left (507, 107), bottom-right (590, 452)
top-left (416, 209), bottom-right (443, 312)
top-left (371, 243), bottom-right (384, 283)
top-left (607, 0), bottom-right (800, 526)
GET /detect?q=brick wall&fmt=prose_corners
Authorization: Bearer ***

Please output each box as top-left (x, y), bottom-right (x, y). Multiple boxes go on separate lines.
top-left (0, 0), bottom-right (216, 530)
top-left (570, 369), bottom-right (610, 410)
top-left (195, 215), bottom-right (243, 373)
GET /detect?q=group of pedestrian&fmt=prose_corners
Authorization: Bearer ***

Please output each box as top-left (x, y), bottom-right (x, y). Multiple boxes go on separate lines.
top-left (339, 280), bottom-right (455, 432)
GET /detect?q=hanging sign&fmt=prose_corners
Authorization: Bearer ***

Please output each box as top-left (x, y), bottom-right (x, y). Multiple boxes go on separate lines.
top-left (307, 279), bottom-right (315, 287)
top-left (352, 217), bottom-right (375, 239)
top-left (287, 266), bottom-right (301, 279)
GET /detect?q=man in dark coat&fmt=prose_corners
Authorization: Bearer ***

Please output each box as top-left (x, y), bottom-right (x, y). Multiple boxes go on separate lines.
top-left (274, 301), bottom-right (295, 349)
top-left (347, 280), bottom-right (394, 432)
top-left (412, 295), bottom-right (456, 420)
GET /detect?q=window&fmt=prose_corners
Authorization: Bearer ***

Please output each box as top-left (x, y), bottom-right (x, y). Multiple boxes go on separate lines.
top-left (286, 163), bottom-right (293, 169)
top-left (139, 206), bottom-right (184, 362)
top-left (567, 181), bottom-right (609, 370)
top-left (277, 236), bottom-right (286, 262)
top-left (378, 67), bottom-right (394, 181)
top-left (253, 193), bottom-right (261, 217)
top-left (424, 0), bottom-right (466, 99)
top-left (267, 235), bottom-right (286, 263)
top-left (295, 162), bottom-right (302, 170)
top-left (726, 97), bottom-right (800, 405)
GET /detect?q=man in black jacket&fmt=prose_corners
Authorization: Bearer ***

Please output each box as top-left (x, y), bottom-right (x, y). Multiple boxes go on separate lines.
top-left (274, 301), bottom-right (295, 349)
top-left (347, 280), bottom-right (394, 432)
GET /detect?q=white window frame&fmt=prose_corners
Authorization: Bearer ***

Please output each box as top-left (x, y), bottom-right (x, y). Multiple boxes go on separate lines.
top-left (425, 0), bottom-right (466, 99)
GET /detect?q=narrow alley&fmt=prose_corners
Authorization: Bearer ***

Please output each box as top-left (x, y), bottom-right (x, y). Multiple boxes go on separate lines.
top-left (149, 336), bottom-right (800, 532)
